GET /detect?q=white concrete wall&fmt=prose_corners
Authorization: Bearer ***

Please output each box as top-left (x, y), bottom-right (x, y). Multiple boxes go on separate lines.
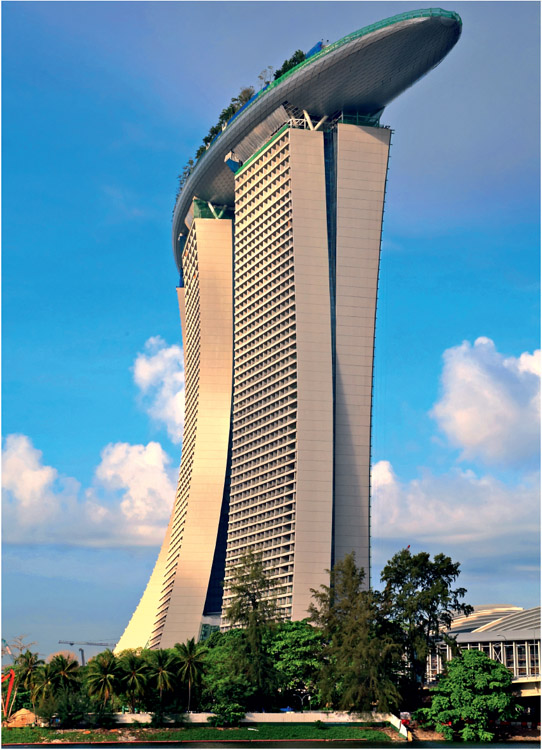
top-left (115, 711), bottom-right (400, 726)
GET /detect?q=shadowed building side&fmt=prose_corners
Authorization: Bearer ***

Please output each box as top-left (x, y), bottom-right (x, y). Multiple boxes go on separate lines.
top-left (115, 210), bottom-right (233, 651)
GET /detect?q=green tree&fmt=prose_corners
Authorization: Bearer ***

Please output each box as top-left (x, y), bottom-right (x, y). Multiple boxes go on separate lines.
top-left (86, 650), bottom-right (120, 709)
top-left (193, 85), bottom-right (256, 162)
top-left (173, 638), bottom-right (207, 712)
top-left (54, 686), bottom-right (90, 728)
top-left (36, 692), bottom-right (58, 727)
top-left (417, 649), bottom-right (520, 741)
top-left (309, 553), bottom-right (402, 712)
top-left (202, 630), bottom-right (256, 710)
top-left (380, 548), bottom-right (472, 699)
top-left (225, 549), bottom-right (279, 629)
top-left (13, 650), bottom-right (43, 713)
top-left (32, 664), bottom-right (56, 706)
top-left (266, 620), bottom-right (323, 702)
top-left (274, 50), bottom-right (306, 79)
top-left (229, 86), bottom-right (255, 109)
top-left (119, 652), bottom-right (148, 713)
top-left (223, 550), bottom-right (280, 709)
top-left (145, 649), bottom-right (176, 706)
top-left (50, 653), bottom-right (80, 694)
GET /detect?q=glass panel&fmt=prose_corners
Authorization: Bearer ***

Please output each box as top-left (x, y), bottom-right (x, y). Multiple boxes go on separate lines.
top-left (505, 644), bottom-right (515, 670)
top-left (517, 644), bottom-right (527, 676)
top-left (529, 642), bottom-right (539, 676)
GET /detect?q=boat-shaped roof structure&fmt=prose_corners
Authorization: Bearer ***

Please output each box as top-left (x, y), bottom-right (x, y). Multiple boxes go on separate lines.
top-left (172, 7), bottom-right (462, 269)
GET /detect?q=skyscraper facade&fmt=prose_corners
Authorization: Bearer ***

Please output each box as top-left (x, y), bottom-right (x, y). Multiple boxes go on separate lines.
top-left (116, 8), bottom-right (461, 651)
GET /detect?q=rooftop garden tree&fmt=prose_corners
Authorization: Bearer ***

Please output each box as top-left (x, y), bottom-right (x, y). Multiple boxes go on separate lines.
top-left (174, 48), bottom-right (308, 210)
top-left (273, 50), bottom-right (306, 79)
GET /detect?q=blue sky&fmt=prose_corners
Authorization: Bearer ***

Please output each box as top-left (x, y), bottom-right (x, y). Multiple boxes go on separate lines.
top-left (2, 1), bottom-right (540, 661)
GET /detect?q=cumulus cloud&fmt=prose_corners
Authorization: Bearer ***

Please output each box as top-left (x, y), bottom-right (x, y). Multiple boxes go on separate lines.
top-left (133, 336), bottom-right (185, 443)
top-left (371, 459), bottom-right (539, 553)
top-left (2, 435), bottom-right (80, 525)
top-left (2, 435), bottom-right (175, 547)
top-left (431, 337), bottom-right (540, 467)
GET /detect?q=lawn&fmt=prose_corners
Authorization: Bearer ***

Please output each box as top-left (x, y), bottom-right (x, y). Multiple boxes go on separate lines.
top-left (2, 723), bottom-right (398, 744)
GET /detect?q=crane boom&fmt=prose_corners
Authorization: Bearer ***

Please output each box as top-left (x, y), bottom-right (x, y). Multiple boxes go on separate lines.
top-left (58, 640), bottom-right (116, 647)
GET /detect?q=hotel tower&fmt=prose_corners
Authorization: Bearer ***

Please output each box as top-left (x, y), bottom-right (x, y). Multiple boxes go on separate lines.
top-left (116, 8), bottom-right (462, 650)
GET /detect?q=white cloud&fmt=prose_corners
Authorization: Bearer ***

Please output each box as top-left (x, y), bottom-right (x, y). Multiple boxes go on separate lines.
top-left (133, 336), bottom-right (185, 443)
top-left (2, 435), bottom-right (80, 526)
top-left (371, 459), bottom-right (539, 554)
top-left (90, 441), bottom-right (175, 523)
top-left (2, 435), bottom-right (175, 547)
top-left (431, 337), bottom-right (540, 467)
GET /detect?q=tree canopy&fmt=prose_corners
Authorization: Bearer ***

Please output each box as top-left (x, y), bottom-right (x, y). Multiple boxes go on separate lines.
top-left (222, 550), bottom-right (280, 709)
top-left (309, 553), bottom-right (402, 712)
top-left (417, 649), bottom-right (520, 741)
top-left (380, 548), bottom-right (472, 698)
top-left (173, 638), bottom-right (207, 711)
top-left (274, 50), bottom-right (306, 79)
top-left (3, 547), bottom-right (486, 725)
top-left (174, 47), bottom-right (308, 211)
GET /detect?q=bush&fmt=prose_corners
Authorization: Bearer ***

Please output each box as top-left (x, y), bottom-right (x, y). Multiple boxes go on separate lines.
top-left (55, 688), bottom-right (89, 728)
top-left (86, 700), bottom-right (116, 729)
top-left (207, 702), bottom-right (246, 727)
top-left (150, 709), bottom-right (185, 727)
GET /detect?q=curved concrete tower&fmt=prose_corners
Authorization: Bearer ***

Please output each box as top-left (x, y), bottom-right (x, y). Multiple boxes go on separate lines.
top-left (116, 204), bottom-right (234, 650)
top-left (116, 8), bottom-right (462, 649)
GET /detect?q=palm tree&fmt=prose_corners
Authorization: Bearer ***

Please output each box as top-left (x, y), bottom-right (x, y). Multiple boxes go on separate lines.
top-left (86, 650), bottom-right (119, 708)
top-left (146, 650), bottom-right (175, 705)
top-left (50, 654), bottom-right (79, 694)
top-left (32, 664), bottom-right (55, 706)
top-left (14, 650), bottom-right (44, 712)
top-left (119, 652), bottom-right (148, 714)
top-left (173, 639), bottom-right (207, 712)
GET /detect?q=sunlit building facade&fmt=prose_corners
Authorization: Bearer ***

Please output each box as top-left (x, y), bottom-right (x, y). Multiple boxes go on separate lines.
top-left (116, 8), bottom-right (462, 650)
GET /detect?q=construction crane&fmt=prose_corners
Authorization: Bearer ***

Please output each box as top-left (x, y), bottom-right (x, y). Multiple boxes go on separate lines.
top-left (58, 640), bottom-right (117, 667)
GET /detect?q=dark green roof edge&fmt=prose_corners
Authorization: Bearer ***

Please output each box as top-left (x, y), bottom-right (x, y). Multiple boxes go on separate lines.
top-left (189, 8), bottom-right (461, 175)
